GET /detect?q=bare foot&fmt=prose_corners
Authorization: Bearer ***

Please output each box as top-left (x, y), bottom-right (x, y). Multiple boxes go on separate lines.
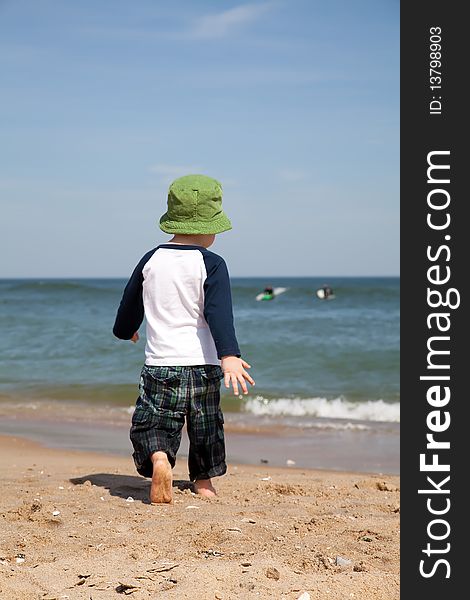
top-left (194, 478), bottom-right (217, 497)
top-left (150, 451), bottom-right (173, 504)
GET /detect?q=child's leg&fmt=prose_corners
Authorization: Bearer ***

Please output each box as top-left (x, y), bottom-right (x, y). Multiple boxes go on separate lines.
top-left (187, 366), bottom-right (227, 496)
top-left (129, 366), bottom-right (186, 504)
top-left (150, 451), bottom-right (173, 503)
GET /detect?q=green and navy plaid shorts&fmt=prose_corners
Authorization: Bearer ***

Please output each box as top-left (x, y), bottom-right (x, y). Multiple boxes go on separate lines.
top-left (130, 364), bottom-right (226, 482)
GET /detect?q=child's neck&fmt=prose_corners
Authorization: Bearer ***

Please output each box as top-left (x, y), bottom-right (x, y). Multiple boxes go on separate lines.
top-left (168, 234), bottom-right (215, 248)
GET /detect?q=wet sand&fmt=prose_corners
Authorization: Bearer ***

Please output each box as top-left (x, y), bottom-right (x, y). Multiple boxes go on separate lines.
top-left (0, 399), bottom-right (399, 474)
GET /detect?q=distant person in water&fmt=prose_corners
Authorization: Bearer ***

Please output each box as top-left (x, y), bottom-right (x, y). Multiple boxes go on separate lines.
top-left (321, 284), bottom-right (333, 298)
top-left (262, 286), bottom-right (274, 300)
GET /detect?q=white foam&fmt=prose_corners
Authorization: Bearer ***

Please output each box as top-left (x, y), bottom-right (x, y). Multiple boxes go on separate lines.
top-left (243, 396), bottom-right (400, 423)
top-left (300, 421), bottom-right (371, 431)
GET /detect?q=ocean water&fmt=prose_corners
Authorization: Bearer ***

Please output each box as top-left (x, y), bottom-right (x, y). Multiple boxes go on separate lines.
top-left (0, 277), bottom-right (399, 425)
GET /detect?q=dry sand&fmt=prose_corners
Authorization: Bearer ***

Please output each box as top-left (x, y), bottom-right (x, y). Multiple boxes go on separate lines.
top-left (0, 435), bottom-right (399, 600)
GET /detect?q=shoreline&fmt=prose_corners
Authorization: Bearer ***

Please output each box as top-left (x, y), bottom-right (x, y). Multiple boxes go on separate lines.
top-left (0, 435), bottom-right (399, 599)
top-left (0, 399), bottom-right (399, 475)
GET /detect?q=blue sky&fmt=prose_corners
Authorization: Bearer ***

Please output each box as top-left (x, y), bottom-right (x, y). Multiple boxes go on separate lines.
top-left (0, 0), bottom-right (399, 277)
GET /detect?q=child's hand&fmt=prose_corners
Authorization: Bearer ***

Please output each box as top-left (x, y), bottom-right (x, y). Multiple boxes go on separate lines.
top-left (131, 332), bottom-right (139, 343)
top-left (221, 356), bottom-right (255, 396)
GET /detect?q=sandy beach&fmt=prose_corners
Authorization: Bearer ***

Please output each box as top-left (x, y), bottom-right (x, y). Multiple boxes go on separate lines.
top-left (0, 434), bottom-right (399, 600)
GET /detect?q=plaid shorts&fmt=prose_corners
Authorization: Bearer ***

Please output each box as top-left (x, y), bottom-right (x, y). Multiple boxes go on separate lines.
top-left (130, 364), bottom-right (226, 482)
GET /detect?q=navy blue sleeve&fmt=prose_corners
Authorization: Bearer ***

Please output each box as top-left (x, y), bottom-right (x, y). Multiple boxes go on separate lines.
top-left (202, 250), bottom-right (241, 359)
top-left (112, 249), bottom-right (156, 340)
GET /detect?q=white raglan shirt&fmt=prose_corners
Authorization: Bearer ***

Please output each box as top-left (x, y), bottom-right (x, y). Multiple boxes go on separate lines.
top-left (113, 244), bottom-right (240, 365)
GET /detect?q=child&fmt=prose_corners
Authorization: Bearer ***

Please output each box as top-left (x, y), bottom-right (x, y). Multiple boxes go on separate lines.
top-left (113, 174), bottom-right (254, 504)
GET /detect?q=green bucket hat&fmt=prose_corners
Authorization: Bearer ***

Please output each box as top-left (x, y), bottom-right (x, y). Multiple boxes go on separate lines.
top-left (159, 174), bottom-right (232, 235)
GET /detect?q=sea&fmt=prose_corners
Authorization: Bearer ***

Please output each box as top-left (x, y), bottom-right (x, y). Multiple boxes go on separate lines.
top-left (0, 277), bottom-right (400, 472)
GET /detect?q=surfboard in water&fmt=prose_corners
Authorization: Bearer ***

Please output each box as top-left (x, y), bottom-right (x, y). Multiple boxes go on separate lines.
top-left (316, 288), bottom-right (335, 300)
top-left (255, 287), bottom-right (288, 301)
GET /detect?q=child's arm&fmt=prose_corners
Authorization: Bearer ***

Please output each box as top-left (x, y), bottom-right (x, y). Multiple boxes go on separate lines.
top-left (113, 251), bottom-right (155, 340)
top-left (113, 270), bottom-right (144, 340)
top-left (202, 252), bottom-right (255, 395)
top-left (221, 356), bottom-right (255, 396)
top-left (203, 257), bottom-right (240, 359)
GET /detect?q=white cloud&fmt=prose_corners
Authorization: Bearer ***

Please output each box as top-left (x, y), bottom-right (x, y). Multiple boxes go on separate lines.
top-left (190, 3), bottom-right (274, 39)
top-left (81, 3), bottom-right (276, 43)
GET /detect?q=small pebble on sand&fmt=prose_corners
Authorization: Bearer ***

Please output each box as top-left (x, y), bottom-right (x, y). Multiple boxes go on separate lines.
top-left (335, 555), bottom-right (352, 567)
top-left (265, 567), bottom-right (280, 580)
